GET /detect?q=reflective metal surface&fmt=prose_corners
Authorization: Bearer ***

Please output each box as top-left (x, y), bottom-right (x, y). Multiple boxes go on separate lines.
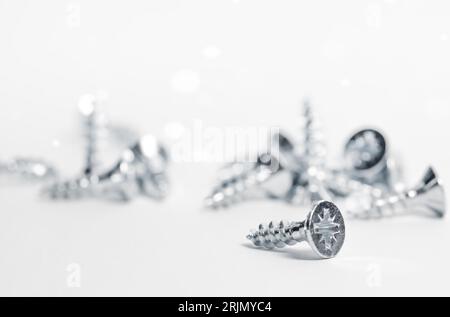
top-left (45, 135), bottom-right (170, 202)
top-left (247, 200), bottom-right (345, 259)
top-left (348, 167), bottom-right (446, 219)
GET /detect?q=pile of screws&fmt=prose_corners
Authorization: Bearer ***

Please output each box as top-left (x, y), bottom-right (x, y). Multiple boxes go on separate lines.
top-left (1, 94), bottom-right (170, 202)
top-left (1, 95), bottom-right (446, 261)
top-left (205, 98), bottom-right (446, 259)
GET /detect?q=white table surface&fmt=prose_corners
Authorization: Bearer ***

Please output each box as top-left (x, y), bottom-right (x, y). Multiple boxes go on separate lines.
top-left (1, 0), bottom-right (449, 296)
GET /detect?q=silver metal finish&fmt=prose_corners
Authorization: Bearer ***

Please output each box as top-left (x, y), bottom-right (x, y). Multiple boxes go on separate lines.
top-left (289, 99), bottom-right (331, 205)
top-left (78, 95), bottom-right (139, 176)
top-left (302, 98), bottom-right (327, 176)
top-left (204, 153), bottom-right (294, 208)
top-left (206, 100), bottom-right (403, 210)
top-left (301, 99), bottom-right (331, 203)
top-left (45, 135), bottom-right (170, 201)
top-left (325, 168), bottom-right (386, 199)
top-left (0, 157), bottom-right (58, 182)
top-left (204, 132), bottom-right (300, 209)
top-left (348, 166), bottom-right (446, 219)
top-left (322, 128), bottom-right (404, 204)
top-left (247, 200), bottom-right (345, 259)
top-left (78, 94), bottom-right (103, 177)
top-left (343, 128), bottom-right (402, 190)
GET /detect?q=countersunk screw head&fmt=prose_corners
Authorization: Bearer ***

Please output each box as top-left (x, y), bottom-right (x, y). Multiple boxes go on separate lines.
top-left (345, 128), bottom-right (387, 174)
top-left (306, 200), bottom-right (346, 258)
top-left (247, 200), bottom-right (346, 259)
top-left (343, 128), bottom-right (403, 190)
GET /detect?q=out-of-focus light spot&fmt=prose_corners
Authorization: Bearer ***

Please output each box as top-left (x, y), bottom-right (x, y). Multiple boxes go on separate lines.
top-left (79, 178), bottom-right (90, 188)
top-left (171, 69), bottom-right (201, 94)
top-left (140, 134), bottom-right (158, 157)
top-left (78, 94), bottom-right (96, 116)
top-left (122, 150), bottom-right (134, 163)
top-left (78, 91), bottom-right (108, 116)
top-left (164, 122), bottom-right (186, 139)
top-left (440, 33), bottom-right (448, 41)
top-left (202, 46), bottom-right (222, 59)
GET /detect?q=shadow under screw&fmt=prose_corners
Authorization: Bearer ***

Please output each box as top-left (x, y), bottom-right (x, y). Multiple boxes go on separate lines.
top-left (241, 243), bottom-right (324, 261)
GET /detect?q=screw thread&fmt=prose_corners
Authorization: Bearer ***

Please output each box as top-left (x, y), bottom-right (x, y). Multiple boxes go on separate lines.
top-left (327, 170), bottom-right (386, 199)
top-left (302, 98), bottom-right (327, 171)
top-left (82, 108), bottom-right (101, 176)
top-left (205, 164), bottom-right (273, 208)
top-left (350, 191), bottom-right (408, 219)
top-left (85, 118), bottom-right (97, 175)
top-left (290, 99), bottom-right (329, 204)
top-left (43, 177), bottom-right (93, 200)
top-left (247, 220), bottom-right (305, 249)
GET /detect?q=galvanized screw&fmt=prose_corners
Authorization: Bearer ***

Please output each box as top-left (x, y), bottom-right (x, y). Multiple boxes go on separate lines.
top-left (45, 134), bottom-right (170, 201)
top-left (347, 166), bottom-right (446, 219)
top-left (247, 200), bottom-right (346, 259)
top-left (204, 132), bottom-right (301, 209)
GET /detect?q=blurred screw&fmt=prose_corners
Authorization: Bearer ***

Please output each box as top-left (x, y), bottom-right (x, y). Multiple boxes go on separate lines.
top-left (45, 135), bottom-right (170, 202)
top-left (204, 132), bottom-right (300, 209)
top-left (291, 98), bottom-right (331, 204)
top-left (343, 128), bottom-right (402, 190)
top-left (317, 128), bottom-right (404, 204)
top-left (348, 166), bottom-right (446, 219)
top-left (78, 94), bottom-right (104, 177)
top-left (0, 157), bottom-right (58, 182)
top-left (78, 94), bottom-right (139, 172)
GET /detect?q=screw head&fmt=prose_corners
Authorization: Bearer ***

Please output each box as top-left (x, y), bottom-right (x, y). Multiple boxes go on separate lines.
top-left (306, 200), bottom-right (345, 258)
top-left (345, 128), bottom-right (386, 173)
top-left (411, 167), bottom-right (446, 218)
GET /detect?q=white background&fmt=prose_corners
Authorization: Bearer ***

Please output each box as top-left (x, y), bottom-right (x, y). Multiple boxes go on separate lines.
top-left (0, 0), bottom-right (449, 296)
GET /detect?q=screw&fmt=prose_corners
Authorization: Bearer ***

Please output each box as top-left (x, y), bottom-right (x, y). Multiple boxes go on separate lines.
top-left (343, 128), bottom-right (402, 190)
top-left (78, 94), bottom-right (139, 177)
top-left (299, 105), bottom-right (402, 199)
top-left (310, 128), bottom-right (404, 203)
top-left (0, 157), bottom-right (58, 182)
top-left (204, 132), bottom-right (300, 209)
top-left (246, 200), bottom-right (346, 259)
top-left (288, 98), bottom-right (331, 205)
top-left (45, 135), bottom-right (170, 201)
top-left (347, 166), bottom-right (446, 219)
top-left (286, 101), bottom-right (404, 206)
top-left (301, 98), bottom-right (327, 174)
top-left (78, 93), bottom-right (104, 177)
